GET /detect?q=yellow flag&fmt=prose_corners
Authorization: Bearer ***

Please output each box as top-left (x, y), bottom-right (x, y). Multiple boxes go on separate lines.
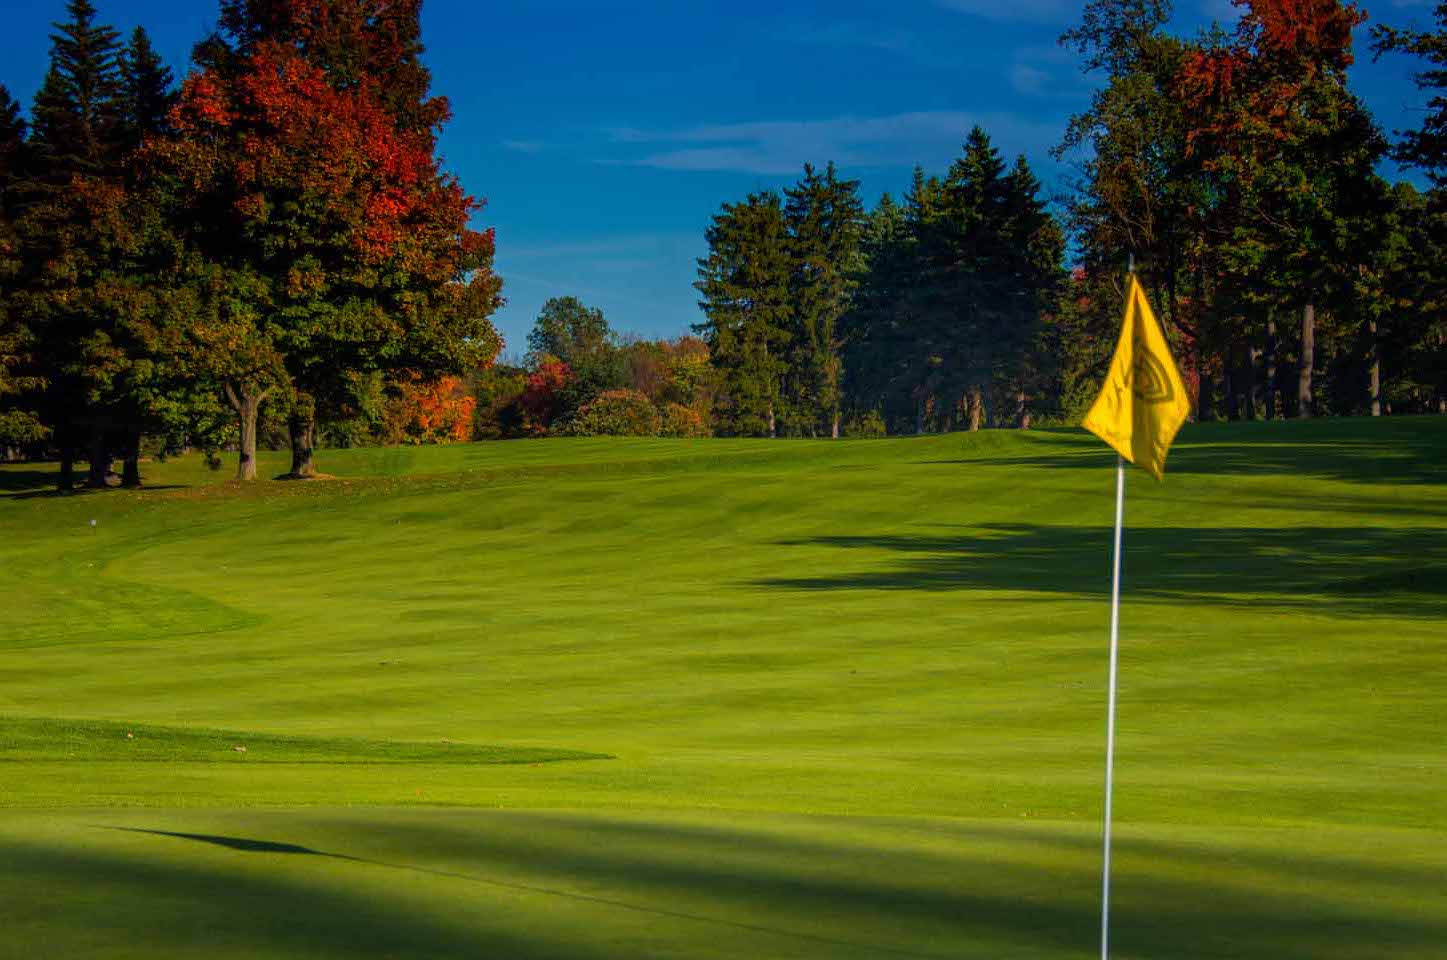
top-left (1082, 276), bottom-right (1191, 480)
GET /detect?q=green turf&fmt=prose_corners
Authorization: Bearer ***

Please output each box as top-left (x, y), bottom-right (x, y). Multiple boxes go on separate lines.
top-left (1, 418), bottom-right (1444, 958)
top-left (0, 716), bottom-right (608, 764)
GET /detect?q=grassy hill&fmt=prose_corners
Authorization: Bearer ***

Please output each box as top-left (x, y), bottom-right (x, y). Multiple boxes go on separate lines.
top-left (1, 419), bottom-right (1444, 958)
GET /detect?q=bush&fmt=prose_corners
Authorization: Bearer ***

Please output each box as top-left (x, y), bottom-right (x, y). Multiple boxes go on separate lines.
top-left (659, 402), bottom-right (711, 438)
top-left (564, 389), bottom-right (661, 437)
top-left (843, 410), bottom-right (887, 438)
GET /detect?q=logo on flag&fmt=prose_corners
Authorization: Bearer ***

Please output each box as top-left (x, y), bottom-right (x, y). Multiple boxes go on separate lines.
top-left (1082, 276), bottom-right (1191, 480)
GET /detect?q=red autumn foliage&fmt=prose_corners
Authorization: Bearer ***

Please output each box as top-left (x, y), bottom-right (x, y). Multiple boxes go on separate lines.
top-left (1178, 0), bottom-right (1364, 144)
top-left (164, 39), bottom-right (487, 275)
top-left (382, 372), bottom-right (476, 443)
top-left (518, 357), bottom-right (572, 433)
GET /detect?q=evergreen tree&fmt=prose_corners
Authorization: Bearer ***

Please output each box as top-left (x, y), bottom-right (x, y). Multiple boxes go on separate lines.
top-left (1, 85), bottom-right (45, 451)
top-left (11, 0), bottom-right (141, 487)
top-left (28, 0), bottom-right (125, 180)
top-left (783, 162), bottom-right (864, 437)
top-left (841, 193), bottom-right (913, 429)
top-left (997, 155), bottom-right (1066, 427)
top-left (695, 192), bottom-right (792, 436)
top-left (899, 166), bottom-right (948, 432)
top-left (119, 26), bottom-right (175, 149)
top-left (0, 85), bottom-right (25, 187)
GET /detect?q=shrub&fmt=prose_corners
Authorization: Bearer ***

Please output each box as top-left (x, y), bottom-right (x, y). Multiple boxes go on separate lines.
top-left (564, 389), bottom-right (661, 436)
top-left (843, 410), bottom-right (887, 438)
top-left (659, 402), bottom-right (710, 438)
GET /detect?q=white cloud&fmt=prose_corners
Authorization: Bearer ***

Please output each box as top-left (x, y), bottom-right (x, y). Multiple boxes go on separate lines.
top-left (501, 139), bottom-right (548, 153)
top-left (935, 0), bottom-right (1081, 24)
top-left (604, 111), bottom-right (1064, 175)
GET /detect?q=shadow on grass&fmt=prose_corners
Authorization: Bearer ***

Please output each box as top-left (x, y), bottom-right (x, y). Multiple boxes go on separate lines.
top-left (0, 472), bottom-right (187, 501)
top-left (933, 417), bottom-right (1447, 487)
top-left (97, 824), bottom-right (946, 959)
top-left (21, 812), bottom-right (1437, 959)
top-left (757, 523), bottom-right (1446, 618)
top-left (106, 827), bottom-right (343, 857)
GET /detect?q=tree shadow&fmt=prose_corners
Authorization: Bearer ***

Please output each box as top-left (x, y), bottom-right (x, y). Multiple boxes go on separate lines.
top-left (756, 523), bottom-right (1446, 618)
top-left (0, 469), bottom-right (187, 501)
top-left (932, 418), bottom-right (1447, 486)
top-left (48, 811), bottom-right (1446, 959)
top-left (104, 827), bottom-right (347, 858)
top-left (3, 835), bottom-right (594, 959)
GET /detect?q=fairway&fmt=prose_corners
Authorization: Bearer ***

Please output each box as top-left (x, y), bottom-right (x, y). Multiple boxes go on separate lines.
top-left (2, 419), bottom-right (1445, 959)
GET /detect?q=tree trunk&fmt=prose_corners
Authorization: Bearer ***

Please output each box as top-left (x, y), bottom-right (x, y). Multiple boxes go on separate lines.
top-left (967, 387), bottom-right (983, 432)
top-left (1016, 389), bottom-right (1030, 429)
top-left (1298, 303), bottom-right (1315, 418)
top-left (767, 403), bottom-right (776, 439)
top-left (225, 382), bottom-right (271, 482)
top-left (1368, 319), bottom-right (1381, 417)
top-left (121, 425), bottom-right (142, 488)
top-left (1247, 344), bottom-right (1262, 420)
top-left (915, 394), bottom-right (926, 436)
top-left (287, 394), bottom-right (317, 478)
top-left (1223, 349), bottom-right (1238, 421)
top-left (830, 410), bottom-right (840, 440)
top-left (1264, 316), bottom-right (1278, 420)
top-left (57, 422), bottom-right (76, 492)
top-left (86, 419), bottom-right (111, 488)
top-left (1197, 367), bottom-right (1212, 422)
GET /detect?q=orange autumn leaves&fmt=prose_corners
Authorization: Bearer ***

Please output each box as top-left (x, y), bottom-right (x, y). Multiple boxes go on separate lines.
top-left (382, 373), bottom-right (475, 444)
top-left (1178, 0), bottom-right (1364, 151)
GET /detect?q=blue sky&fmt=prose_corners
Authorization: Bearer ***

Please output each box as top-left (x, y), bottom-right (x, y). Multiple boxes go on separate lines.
top-left (0, 0), bottom-right (1435, 354)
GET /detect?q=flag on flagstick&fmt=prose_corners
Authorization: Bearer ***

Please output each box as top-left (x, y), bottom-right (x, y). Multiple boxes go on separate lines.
top-left (1083, 275), bottom-right (1192, 480)
top-left (1081, 272), bottom-right (1190, 960)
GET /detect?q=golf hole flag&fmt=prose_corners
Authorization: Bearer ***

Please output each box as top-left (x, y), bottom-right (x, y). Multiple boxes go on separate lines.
top-left (1085, 271), bottom-right (1191, 959)
top-left (1082, 275), bottom-right (1191, 479)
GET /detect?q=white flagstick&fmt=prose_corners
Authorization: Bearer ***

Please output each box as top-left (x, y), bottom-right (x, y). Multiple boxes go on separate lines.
top-left (1101, 453), bottom-right (1126, 959)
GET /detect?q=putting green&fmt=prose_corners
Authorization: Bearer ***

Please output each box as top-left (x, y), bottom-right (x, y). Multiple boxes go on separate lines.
top-left (2, 419), bottom-right (1444, 958)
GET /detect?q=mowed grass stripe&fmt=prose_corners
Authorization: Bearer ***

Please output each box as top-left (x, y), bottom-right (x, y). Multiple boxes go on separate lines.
top-left (0, 716), bottom-right (608, 764)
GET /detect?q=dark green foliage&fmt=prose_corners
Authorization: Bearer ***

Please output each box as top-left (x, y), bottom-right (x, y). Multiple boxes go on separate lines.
top-left (119, 27), bottom-right (175, 149)
top-left (843, 134), bottom-right (1064, 433)
top-left (695, 192), bottom-right (792, 436)
top-left (527, 295), bottom-right (624, 416)
top-left (1374, 2), bottom-right (1447, 187)
top-left (27, 0), bottom-right (125, 180)
top-left (783, 162), bottom-right (864, 437)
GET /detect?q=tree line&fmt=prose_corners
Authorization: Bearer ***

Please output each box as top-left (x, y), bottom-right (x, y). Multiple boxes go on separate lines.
top-left (0, 0), bottom-right (501, 486)
top-left (696, 0), bottom-right (1447, 435)
top-left (3, 0), bottom-right (1444, 474)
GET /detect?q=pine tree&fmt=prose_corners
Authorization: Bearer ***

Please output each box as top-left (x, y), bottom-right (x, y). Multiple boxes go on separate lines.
top-left (899, 166), bottom-right (948, 432)
top-left (28, 0), bottom-right (124, 179)
top-left (0, 85), bottom-right (25, 186)
top-left (928, 127), bottom-right (1013, 430)
top-left (695, 192), bottom-right (792, 437)
top-left (119, 26), bottom-right (175, 149)
top-left (997, 155), bottom-right (1066, 427)
top-left (784, 162), bottom-right (864, 437)
top-left (841, 193), bottom-right (913, 429)
top-left (1, 84), bottom-right (45, 450)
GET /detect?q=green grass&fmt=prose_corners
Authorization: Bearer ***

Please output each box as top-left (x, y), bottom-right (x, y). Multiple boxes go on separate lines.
top-left (0, 716), bottom-right (608, 764)
top-left (1, 418), bottom-right (1444, 958)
